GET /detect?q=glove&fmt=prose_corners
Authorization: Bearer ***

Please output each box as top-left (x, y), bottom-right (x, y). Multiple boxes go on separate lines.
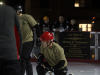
top-left (52, 66), bottom-right (58, 71)
top-left (36, 53), bottom-right (44, 65)
top-left (36, 38), bottom-right (41, 48)
top-left (44, 67), bottom-right (54, 72)
top-left (44, 67), bottom-right (50, 72)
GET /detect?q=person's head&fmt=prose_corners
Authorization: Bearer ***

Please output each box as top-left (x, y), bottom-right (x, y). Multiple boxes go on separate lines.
top-left (13, 4), bottom-right (23, 16)
top-left (40, 31), bottom-right (53, 48)
top-left (43, 16), bottom-right (49, 24)
top-left (71, 19), bottom-right (76, 25)
top-left (59, 15), bottom-right (65, 23)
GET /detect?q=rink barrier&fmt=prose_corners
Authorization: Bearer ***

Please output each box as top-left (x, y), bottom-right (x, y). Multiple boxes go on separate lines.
top-left (30, 58), bottom-right (100, 63)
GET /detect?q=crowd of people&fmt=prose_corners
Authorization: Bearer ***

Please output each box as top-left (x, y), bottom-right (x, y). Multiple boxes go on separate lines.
top-left (0, 3), bottom-right (79, 75)
top-left (39, 15), bottom-right (79, 33)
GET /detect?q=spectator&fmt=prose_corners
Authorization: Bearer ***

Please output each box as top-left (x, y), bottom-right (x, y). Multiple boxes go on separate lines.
top-left (39, 16), bottom-right (53, 33)
top-left (69, 19), bottom-right (79, 31)
top-left (53, 15), bottom-right (69, 32)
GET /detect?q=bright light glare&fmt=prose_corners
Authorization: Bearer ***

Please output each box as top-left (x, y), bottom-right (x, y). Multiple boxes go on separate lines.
top-left (79, 24), bottom-right (92, 31)
top-left (0, 2), bottom-right (3, 5)
top-left (74, 3), bottom-right (79, 7)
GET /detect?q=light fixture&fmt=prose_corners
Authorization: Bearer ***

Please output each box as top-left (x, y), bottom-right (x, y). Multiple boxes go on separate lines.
top-left (93, 17), bottom-right (95, 20)
top-left (92, 54), bottom-right (94, 59)
top-left (74, 3), bottom-right (79, 7)
top-left (92, 21), bottom-right (94, 23)
top-left (0, 2), bottom-right (3, 5)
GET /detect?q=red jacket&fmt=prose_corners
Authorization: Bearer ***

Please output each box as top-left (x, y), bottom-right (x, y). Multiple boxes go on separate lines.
top-left (14, 25), bottom-right (20, 59)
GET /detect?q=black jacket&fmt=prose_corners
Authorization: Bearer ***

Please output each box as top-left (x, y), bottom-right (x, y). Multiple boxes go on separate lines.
top-left (39, 22), bottom-right (53, 33)
top-left (53, 20), bottom-right (69, 30)
top-left (0, 5), bottom-right (22, 60)
top-left (69, 23), bottom-right (79, 31)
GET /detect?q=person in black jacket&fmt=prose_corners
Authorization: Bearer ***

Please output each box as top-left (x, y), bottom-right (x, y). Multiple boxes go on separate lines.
top-left (53, 15), bottom-right (69, 32)
top-left (69, 19), bottom-right (79, 31)
top-left (39, 16), bottom-right (53, 33)
top-left (0, 4), bottom-right (22, 75)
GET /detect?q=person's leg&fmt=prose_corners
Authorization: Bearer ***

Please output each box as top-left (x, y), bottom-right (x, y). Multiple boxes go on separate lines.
top-left (1, 60), bottom-right (21, 75)
top-left (20, 57), bottom-right (26, 75)
top-left (26, 58), bottom-right (33, 75)
top-left (36, 62), bottom-right (52, 75)
top-left (21, 41), bottom-right (33, 75)
top-left (0, 60), bottom-right (2, 75)
top-left (36, 64), bottom-right (46, 75)
top-left (54, 67), bottom-right (68, 75)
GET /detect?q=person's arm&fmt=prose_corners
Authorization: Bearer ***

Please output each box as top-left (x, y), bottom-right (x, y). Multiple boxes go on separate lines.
top-left (75, 23), bottom-right (79, 31)
top-left (36, 53), bottom-right (44, 64)
top-left (27, 15), bottom-right (37, 27)
top-left (14, 13), bottom-right (22, 55)
top-left (53, 48), bottom-right (66, 70)
top-left (50, 23), bottom-right (53, 31)
top-left (27, 15), bottom-right (41, 37)
top-left (53, 21), bottom-right (57, 28)
top-left (37, 47), bottom-right (44, 64)
top-left (53, 60), bottom-right (65, 70)
top-left (33, 24), bottom-right (41, 37)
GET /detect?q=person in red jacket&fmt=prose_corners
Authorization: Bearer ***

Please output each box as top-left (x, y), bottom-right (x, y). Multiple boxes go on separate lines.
top-left (14, 25), bottom-right (20, 59)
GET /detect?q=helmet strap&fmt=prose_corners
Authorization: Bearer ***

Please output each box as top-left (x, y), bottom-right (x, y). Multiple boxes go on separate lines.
top-left (47, 40), bottom-right (52, 47)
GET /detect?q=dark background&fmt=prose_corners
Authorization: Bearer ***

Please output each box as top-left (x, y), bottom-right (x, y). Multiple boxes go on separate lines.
top-left (1, 0), bottom-right (100, 31)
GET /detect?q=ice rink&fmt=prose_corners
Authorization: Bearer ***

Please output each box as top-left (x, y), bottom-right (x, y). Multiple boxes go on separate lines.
top-left (24, 62), bottom-right (100, 75)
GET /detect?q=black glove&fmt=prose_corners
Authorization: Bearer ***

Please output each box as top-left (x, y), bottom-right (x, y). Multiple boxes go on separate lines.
top-left (44, 67), bottom-right (54, 72)
top-left (36, 38), bottom-right (41, 48)
top-left (53, 60), bottom-right (65, 71)
top-left (36, 53), bottom-right (44, 65)
top-left (44, 67), bottom-right (50, 72)
top-left (52, 66), bottom-right (58, 71)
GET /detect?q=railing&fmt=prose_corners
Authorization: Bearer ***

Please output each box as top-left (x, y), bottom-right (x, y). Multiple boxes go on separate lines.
top-left (90, 32), bottom-right (100, 60)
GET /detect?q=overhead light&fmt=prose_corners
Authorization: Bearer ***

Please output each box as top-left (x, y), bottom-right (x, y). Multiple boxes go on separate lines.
top-left (93, 17), bottom-right (95, 20)
top-left (74, 3), bottom-right (79, 7)
top-left (0, 2), bottom-right (3, 5)
top-left (92, 21), bottom-right (94, 23)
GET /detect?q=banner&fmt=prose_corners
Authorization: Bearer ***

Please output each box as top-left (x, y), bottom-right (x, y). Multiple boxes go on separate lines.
top-left (59, 32), bottom-right (90, 59)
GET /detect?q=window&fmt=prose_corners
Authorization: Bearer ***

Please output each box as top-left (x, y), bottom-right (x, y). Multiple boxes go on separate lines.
top-left (74, 0), bottom-right (85, 7)
top-left (79, 24), bottom-right (92, 31)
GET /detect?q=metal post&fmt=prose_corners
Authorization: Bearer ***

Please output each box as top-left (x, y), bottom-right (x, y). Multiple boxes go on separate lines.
top-left (95, 32), bottom-right (98, 60)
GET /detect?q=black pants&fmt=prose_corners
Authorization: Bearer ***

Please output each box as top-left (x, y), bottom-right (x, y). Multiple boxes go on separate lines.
top-left (36, 62), bottom-right (68, 75)
top-left (0, 60), bottom-right (21, 75)
top-left (20, 41), bottom-right (33, 75)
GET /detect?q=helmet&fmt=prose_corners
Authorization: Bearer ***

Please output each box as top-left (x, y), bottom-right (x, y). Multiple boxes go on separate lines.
top-left (13, 4), bottom-right (23, 13)
top-left (43, 16), bottom-right (49, 20)
top-left (40, 31), bottom-right (53, 42)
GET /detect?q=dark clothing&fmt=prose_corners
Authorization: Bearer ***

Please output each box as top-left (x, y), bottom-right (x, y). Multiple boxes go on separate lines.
top-left (69, 23), bottom-right (79, 31)
top-left (0, 60), bottom-right (21, 75)
top-left (33, 24), bottom-right (41, 37)
top-left (20, 41), bottom-right (33, 75)
top-left (0, 5), bottom-right (22, 60)
top-left (39, 22), bottom-right (53, 33)
top-left (36, 62), bottom-right (67, 75)
top-left (18, 14), bottom-right (39, 75)
top-left (53, 20), bottom-right (69, 31)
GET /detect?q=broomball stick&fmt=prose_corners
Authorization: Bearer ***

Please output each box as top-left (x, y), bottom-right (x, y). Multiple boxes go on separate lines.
top-left (33, 53), bottom-right (52, 75)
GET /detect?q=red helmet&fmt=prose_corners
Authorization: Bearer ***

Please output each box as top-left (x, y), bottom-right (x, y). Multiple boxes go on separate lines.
top-left (40, 31), bottom-right (54, 42)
